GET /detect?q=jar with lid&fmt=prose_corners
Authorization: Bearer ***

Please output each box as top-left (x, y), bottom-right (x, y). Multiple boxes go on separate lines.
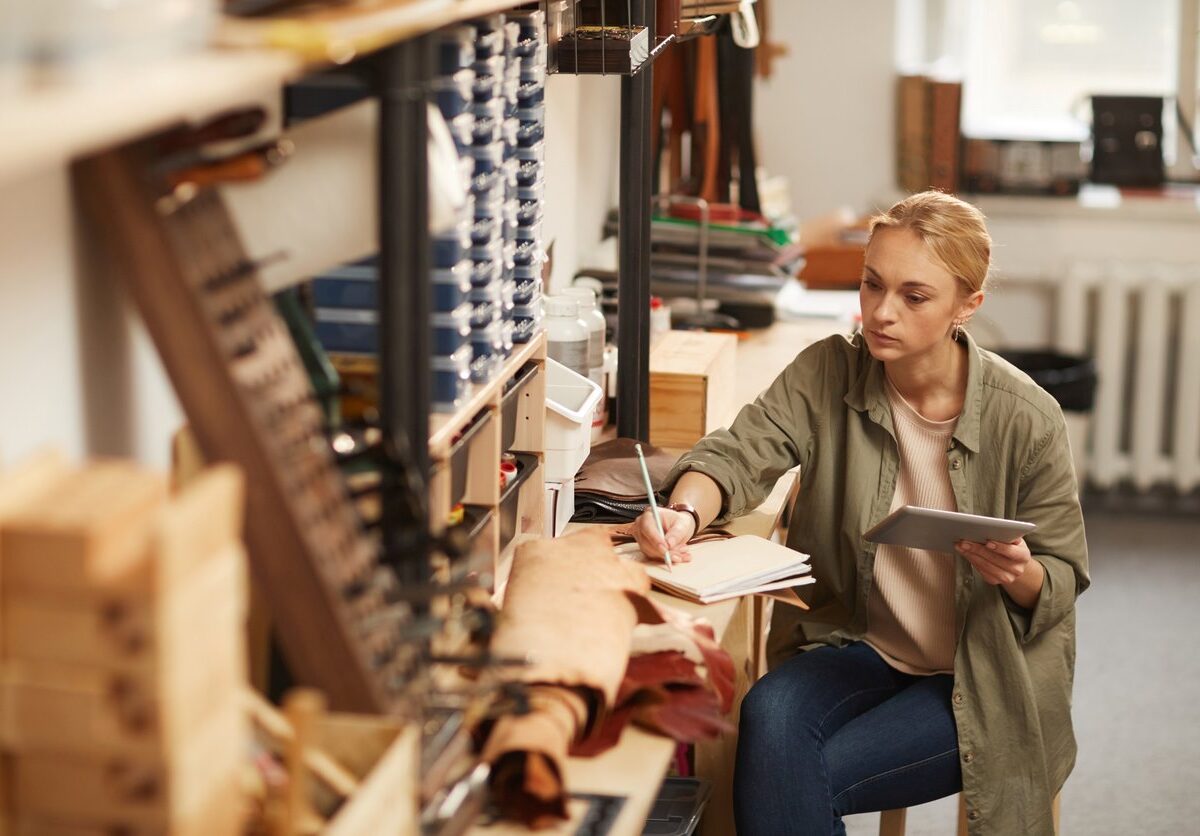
top-left (562, 286), bottom-right (607, 439)
top-left (544, 295), bottom-right (589, 379)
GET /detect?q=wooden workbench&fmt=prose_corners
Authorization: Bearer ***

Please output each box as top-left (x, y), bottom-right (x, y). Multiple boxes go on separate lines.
top-left (475, 318), bottom-right (850, 836)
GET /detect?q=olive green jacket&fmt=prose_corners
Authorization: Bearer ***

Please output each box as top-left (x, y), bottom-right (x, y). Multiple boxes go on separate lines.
top-left (664, 331), bottom-right (1089, 836)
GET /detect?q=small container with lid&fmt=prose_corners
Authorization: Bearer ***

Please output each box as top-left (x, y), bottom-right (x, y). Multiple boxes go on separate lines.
top-left (515, 219), bottom-right (543, 244)
top-left (516, 80), bottom-right (545, 107)
top-left (433, 26), bottom-right (475, 73)
top-left (470, 318), bottom-right (505, 361)
top-left (515, 139), bottom-right (545, 163)
top-left (469, 353), bottom-right (501, 385)
top-left (562, 286), bottom-right (608, 437)
top-left (431, 343), bottom-right (472, 412)
top-left (470, 300), bottom-right (500, 329)
top-left (515, 198), bottom-right (542, 225)
top-left (512, 316), bottom-right (543, 344)
top-left (432, 261), bottom-right (472, 312)
top-left (470, 96), bottom-right (505, 123)
top-left (432, 69), bottom-right (476, 118)
top-left (544, 296), bottom-right (590, 379)
top-left (512, 240), bottom-right (544, 267)
top-left (432, 222), bottom-right (470, 268)
top-left (515, 119), bottom-right (544, 147)
top-left (431, 303), bottom-right (472, 354)
top-left (470, 258), bottom-right (501, 288)
top-left (512, 277), bottom-right (541, 306)
top-left (468, 281), bottom-right (503, 308)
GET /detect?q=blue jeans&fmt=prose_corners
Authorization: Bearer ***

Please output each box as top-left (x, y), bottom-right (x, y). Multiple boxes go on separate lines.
top-left (734, 642), bottom-right (961, 836)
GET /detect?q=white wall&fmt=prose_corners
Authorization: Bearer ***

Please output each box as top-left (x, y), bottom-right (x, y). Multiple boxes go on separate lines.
top-left (543, 75), bottom-right (621, 294)
top-left (754, 0), bottom-right (899, 221)
top-left (0, 73), bottom-right (619, 471)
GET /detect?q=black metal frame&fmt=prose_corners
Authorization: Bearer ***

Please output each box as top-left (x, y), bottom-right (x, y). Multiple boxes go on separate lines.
top-left (616, 0), bottom-right (654, 440)
top-left (374, 38), bottom-right (434, 587)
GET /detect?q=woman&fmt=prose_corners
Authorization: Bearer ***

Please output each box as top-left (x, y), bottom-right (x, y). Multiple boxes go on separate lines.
top-left (632, 191), bottom-right (1088, 835)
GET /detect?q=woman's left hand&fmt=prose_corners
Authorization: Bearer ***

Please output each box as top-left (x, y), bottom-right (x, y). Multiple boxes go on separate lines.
top-left (956, 537), bottom-right (1045, 609)
top-left (955, 537), bottom-right (1033, 585)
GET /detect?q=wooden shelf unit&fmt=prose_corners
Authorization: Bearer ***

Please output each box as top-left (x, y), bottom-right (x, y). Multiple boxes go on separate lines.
top-left (427, 334), bottom-right (548, 590)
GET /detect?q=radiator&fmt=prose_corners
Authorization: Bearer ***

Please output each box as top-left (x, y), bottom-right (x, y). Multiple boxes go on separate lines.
top-left (1055, 262), bottom-right (1200, 493)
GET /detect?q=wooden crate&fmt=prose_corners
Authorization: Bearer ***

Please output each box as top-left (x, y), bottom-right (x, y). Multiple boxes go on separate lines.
top-left (649, 330), bottom-right (738, 448)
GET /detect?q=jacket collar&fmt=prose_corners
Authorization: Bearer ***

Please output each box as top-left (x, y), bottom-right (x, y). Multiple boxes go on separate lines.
top-left (844, 330), bottom-right (983, 453)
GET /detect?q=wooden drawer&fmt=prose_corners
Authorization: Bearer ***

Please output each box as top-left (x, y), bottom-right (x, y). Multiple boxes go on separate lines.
top-left (8, 698), bottom-right (244, 830)
top-left (649, 330), bottom-right (738, 448)
top-left (2, 543), bottom-right (245, 668)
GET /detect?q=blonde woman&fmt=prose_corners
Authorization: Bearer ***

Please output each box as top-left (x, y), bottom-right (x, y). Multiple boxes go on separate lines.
top-left (632, 191), bottom-right (1088, 835)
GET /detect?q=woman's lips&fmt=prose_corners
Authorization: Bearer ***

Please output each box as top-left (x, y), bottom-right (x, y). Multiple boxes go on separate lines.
top-left (868, 329), bottom-right (898, 343)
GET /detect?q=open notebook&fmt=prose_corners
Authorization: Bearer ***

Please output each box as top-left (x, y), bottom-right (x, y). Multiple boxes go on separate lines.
top-left (617, 535), bottom-right (813, 604)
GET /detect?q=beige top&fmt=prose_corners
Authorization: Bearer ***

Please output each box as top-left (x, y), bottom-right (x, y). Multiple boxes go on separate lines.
top-left (863, 377), bottom-right (959, 675)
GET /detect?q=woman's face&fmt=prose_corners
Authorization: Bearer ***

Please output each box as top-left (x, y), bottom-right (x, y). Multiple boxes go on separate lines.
top-left (859, 226), bottom-right (979, 363)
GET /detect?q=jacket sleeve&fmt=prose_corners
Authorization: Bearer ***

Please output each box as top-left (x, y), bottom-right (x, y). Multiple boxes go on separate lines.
top-left (1006, 416), bottom-right (1091, 643)
top-left (660, 340), bottom-right (829, 524)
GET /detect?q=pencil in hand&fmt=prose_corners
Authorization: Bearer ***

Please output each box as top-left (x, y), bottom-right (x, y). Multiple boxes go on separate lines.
top-left (635, 443), bottom-right (673, 572)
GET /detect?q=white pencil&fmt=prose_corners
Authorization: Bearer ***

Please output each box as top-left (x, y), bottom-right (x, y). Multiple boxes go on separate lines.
top-left (634, 443), bottom-right (673, 572)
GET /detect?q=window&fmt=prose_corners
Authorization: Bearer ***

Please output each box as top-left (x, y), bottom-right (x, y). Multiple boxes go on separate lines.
top-left (897, 0), bottom-right (1199, 174)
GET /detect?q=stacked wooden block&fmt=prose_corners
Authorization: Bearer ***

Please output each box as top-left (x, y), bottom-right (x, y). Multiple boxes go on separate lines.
top-left (0, 453), bottom-right (248, 835)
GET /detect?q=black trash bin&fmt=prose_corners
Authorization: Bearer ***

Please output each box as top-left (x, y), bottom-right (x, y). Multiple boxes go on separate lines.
top-left (997, 350), bottom-right (1098, 413)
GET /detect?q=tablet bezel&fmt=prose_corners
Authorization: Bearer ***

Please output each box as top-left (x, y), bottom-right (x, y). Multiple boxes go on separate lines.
top-left (863, 505), bottom-right (1037, 555)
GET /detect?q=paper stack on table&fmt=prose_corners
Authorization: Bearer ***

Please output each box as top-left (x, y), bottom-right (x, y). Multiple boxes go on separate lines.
top-left (619, 534), bottom-right (813, 604)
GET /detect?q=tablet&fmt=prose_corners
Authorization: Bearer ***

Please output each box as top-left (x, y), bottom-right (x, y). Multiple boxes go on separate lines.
top-left (864, 505), bottom-right (1036, 555)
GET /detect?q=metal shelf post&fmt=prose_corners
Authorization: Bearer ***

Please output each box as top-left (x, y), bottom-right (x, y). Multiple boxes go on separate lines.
top-left (616, 0), bottom-right (655, 440)
top-left (375, 38), bottom-right (433, 587)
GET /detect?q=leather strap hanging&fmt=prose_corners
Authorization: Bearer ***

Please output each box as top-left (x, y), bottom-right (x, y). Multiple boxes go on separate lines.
top-left (693, 34), bottom-right (721, 203)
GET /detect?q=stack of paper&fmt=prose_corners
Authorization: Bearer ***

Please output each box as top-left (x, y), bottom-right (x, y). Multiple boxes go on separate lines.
top-left (620, 535), bottom-right (813, 604)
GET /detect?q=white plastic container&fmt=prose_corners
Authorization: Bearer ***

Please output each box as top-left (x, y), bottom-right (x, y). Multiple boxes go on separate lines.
top-left (544, 358), bottom-right (603, 481)
top-left (544, 295), bottom-right (589, 378)
top-left (562, 286), bottom-right (607, 439)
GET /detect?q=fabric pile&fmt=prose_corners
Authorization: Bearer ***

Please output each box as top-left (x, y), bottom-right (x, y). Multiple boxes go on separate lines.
top-left (570, 438), bottom-right (679, 523)
top-left (480, 529), bottom-right (734, 828)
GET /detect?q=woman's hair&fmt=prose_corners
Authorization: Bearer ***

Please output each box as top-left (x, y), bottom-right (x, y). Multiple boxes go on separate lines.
top-left (869, 190), bottom-right (992, 295)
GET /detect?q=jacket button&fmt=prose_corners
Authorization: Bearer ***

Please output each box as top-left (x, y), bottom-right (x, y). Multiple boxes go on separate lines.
top-left (968, 810), bottom-right (981, 821)
top-left (963, 751), bottom-right (974, 763)
top-left (953, 691), bottom-right (965, 707)
top-left (950, 458), bottom-right (962, 470)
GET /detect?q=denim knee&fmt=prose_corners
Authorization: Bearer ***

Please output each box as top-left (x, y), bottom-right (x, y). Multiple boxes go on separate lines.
top-left (740, 665), bottom-right (819, 743)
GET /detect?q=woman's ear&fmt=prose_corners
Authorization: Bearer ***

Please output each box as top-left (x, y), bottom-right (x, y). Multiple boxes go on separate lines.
top-left (959, 290), bottom-right (985, 325)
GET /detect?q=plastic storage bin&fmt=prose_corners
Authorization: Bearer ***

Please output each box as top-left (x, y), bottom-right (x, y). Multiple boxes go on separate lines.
top-left (544, 358), bottom-right (603, 481)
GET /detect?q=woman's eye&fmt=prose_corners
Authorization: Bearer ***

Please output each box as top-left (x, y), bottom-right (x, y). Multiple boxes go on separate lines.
top-left (862, 279), bottom-right (879, 290)
top-left (907, 295), bottom-right (927, 304)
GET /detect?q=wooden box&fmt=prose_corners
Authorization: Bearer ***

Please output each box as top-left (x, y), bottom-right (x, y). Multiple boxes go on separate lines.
top-left (649, 330), bottom-right (738, 448)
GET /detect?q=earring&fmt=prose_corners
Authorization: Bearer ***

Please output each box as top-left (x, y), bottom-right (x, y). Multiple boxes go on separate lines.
top-left (952, 320), bottom-right (964, 340)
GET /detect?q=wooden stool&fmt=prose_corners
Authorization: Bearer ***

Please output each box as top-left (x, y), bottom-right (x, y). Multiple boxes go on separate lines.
top-left (878, 793), bottom-right (1060, 835)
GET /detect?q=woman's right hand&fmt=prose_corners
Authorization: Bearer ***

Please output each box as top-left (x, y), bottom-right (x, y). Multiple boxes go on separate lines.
top-left (631, 507), bottom-right (696, 563)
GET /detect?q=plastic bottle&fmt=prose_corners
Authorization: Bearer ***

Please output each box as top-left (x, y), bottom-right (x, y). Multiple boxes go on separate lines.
top-left (544, 296), bottom-right (589, 379)
top-left (563, 286), bottom-right (607, 439)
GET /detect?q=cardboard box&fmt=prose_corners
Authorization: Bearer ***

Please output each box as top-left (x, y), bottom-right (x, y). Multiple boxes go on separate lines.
top-left (649, 330), bottom-right (737, 448)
